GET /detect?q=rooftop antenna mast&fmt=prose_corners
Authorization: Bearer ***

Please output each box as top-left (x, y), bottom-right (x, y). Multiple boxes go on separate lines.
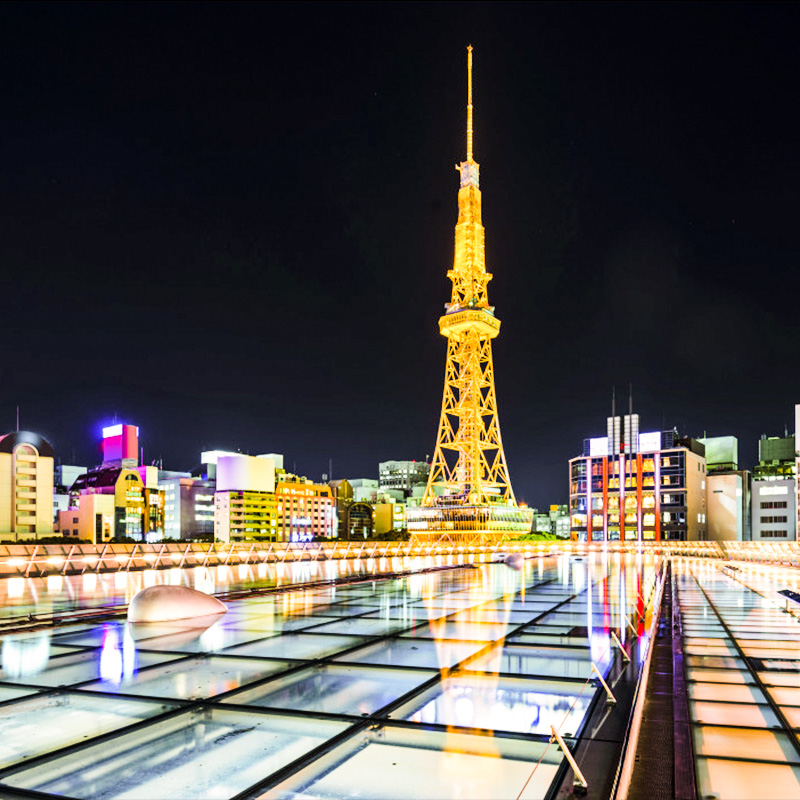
top-left (16, 405), bottom-right (19, 432)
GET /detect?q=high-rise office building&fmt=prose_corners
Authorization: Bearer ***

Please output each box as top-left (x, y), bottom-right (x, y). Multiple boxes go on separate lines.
top-left (570, 411), bottom-right (707, 542)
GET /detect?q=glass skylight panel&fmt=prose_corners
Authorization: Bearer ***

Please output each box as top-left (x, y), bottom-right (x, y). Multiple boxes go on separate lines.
top-left (693, 726), bottom-right (800, 763)
top-left (695, 757), bottom-right (800, 800)
top-left (84, 655), bottom-right (296, 700)
top-left (395, 674), bottom-right (591, 737)
top-left (689, 682), bottom-right (767, 703)
top-left (304, 617), bottom-right (410, 636)
top-left (0, 691), bottom-right (178, 769)
top-left (0, 647), bottom-right (178, 688)
top-left (2, 707), bottom-right (349, 800)
top-left (262, 723), bottom-right (564, 800)
top-left (403, 620), bottom-right (515, 642)
top-left (333, 638), bottom-right (487, 670)
top-left (686, 668), bottom-right (750, 684)
top-left (464, 644), bottom-right (596, 680)
top-left (221, 664), bottom-right (434, 716)
top-left (226, 633), bottom-right (366, 661)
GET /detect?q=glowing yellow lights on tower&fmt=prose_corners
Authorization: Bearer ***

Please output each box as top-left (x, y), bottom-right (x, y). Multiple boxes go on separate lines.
top-left (408, 47), bottom-right (533, 542)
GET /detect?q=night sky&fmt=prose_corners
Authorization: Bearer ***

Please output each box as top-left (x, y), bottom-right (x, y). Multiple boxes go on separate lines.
top-left (2, 3), bottom-right (798, 507)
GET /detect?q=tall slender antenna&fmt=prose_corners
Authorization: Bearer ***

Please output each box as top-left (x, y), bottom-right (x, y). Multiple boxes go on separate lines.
top-left (611, 387), bottom-right (616, 420)
top-left (16, 406), bottom-right (19, 432)
top-left (466, 45), bottom-right (474, 162)
top-left (629, 383), bottom-right (633, 417)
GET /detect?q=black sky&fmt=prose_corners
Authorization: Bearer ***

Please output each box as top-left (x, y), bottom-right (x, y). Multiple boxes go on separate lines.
top-left (1, 2), bottom-right (798, 507)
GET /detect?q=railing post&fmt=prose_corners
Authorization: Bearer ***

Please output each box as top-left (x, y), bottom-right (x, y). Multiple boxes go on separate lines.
top-left (550, 726), bottom-right (588, 794)
top-left (24, 545), bottom-right (39, 578)
top-left (95, 544), bottom-right (108, 573)
top-left (126, 543), bottom-right (139, 572)
top-left (611, 630), bottom-right (630, 662)
top-left (591, 662), bottom-right (617, 706)
top-left (61, 544), bottom-right (76, 576)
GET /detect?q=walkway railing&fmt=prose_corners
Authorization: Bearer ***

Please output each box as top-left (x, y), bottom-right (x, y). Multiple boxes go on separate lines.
top-left (0, 538), bottom-right (798, 578)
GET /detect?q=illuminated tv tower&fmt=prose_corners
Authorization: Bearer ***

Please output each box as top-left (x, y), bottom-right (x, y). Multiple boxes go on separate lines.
top-left (409, 47), bottom-right (533, 541)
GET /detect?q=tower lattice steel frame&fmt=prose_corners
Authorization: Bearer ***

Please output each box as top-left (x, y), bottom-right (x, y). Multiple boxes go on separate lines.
top-left (408, 48), bottom-right (533, 541)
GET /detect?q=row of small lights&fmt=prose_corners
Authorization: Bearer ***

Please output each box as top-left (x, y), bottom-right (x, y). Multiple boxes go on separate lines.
top-left (2, 540), bottom-right (795, 571)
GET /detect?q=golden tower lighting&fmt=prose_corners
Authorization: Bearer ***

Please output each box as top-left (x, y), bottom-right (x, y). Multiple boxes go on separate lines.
top-left (408, 47), bottom-right (534, 543)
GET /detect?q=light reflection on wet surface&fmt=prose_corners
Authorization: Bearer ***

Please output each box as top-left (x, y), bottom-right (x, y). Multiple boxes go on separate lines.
top-left (0, 552), bottom-right (659, 799)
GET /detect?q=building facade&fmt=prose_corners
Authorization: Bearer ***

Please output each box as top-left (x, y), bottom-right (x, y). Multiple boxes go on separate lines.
top-left (162, 477), bottom-right (215, 540)
top-left (698, 436), bottom-right (750, 542)
top-left (378, 461), bottom-right (430, 496)
top-left (0, 431), bottom-right (55, 540)
top-left (570, 414), bottom-right (707, 542)
top-left (214, 454), bottom-right (277, 542)
top-left (215, 490), bottom-right (277, 541)
top-left (751, 428), bottom-right (797, 542)
top-left (751, 480), bottom-right (796, 541)
top-left (68, 467), bottom-right (147, 541)
top-left (275, 477), bottom-right (336, 542)
top-left (58, 494), bottom-right (115, 542)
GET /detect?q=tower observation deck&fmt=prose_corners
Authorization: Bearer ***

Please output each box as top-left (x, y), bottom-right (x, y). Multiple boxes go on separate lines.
top-left (407, 47), bottom-right (534, 543)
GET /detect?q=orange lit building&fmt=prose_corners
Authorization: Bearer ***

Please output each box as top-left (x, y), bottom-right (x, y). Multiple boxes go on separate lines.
top-left (275, 477), bottom-right (336, 542)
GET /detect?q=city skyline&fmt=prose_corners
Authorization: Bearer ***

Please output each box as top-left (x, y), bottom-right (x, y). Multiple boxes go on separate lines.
top-left (2, 3), bottom-right (799, 507)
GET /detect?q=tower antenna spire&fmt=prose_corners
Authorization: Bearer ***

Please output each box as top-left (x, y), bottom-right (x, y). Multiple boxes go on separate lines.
top-left (466, 45), bottom-right (474, 162)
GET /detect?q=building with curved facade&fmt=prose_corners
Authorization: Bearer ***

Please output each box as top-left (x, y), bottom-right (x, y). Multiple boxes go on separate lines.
top-left (0, 431), bottom-right (55, 540)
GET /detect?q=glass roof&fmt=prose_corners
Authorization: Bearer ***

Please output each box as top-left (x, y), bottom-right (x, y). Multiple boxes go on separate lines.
top-left (675, 559), bottom-right (800, 800)
top-left (0, 553), bottom-right (658, 799)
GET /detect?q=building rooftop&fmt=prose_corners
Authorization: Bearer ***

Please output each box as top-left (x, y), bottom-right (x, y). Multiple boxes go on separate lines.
top-left (1, 546), bottom-right (799, 798)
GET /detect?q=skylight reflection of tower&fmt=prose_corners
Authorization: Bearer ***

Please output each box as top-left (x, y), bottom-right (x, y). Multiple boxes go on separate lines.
top-left (411, 47), bottom-right (533, 539)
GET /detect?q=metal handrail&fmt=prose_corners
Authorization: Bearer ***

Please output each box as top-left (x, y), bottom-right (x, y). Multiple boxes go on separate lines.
top-left (1, 539), bottom-right (798, 578)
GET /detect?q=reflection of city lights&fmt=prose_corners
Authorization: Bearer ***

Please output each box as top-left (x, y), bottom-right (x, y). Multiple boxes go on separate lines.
top-left (198, 620), bottom-right (227, 651)
top-left (99, 627), bottom-right (124, 684)
top-left (7, 578), bottom-right (25, 598)
top-left (1, 632), bottom-right (50, 677)
top-left (46, 575), bottom-right (63, 594)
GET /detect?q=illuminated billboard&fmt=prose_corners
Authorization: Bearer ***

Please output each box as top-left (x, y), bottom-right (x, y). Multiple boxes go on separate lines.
top-left (102, 424), bottom-right (138, 464)
top-left (589, 437), bottom-right (608, 457)
top-left (217, 455), bottom-right (276, 493)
